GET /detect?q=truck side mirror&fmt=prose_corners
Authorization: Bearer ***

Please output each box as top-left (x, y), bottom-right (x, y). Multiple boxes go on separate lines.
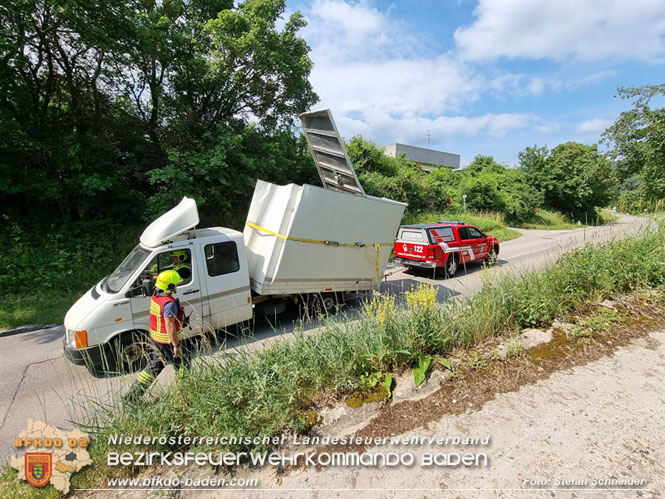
top-left (142, 278), bottom-right (154, 297)
top-left (124, 279), bottom-right (154, 298)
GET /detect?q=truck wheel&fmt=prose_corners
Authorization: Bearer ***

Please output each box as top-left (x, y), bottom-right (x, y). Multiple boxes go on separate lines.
top-left (307, 292), bottom-right (339, 317)
top-left (107, 332), bottom-right (150, 374)
top-left (444, 254), bottom-right (458, 278)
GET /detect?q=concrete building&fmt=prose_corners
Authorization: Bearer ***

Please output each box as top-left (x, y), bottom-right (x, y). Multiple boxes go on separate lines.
top-left (382, 143), bottom-right (460, 172)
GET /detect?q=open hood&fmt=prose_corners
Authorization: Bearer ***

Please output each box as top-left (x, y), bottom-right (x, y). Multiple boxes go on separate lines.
top-left (300, 109), bottom-right (366, 197)
top-left (140, 197), bottom-right (199, 248)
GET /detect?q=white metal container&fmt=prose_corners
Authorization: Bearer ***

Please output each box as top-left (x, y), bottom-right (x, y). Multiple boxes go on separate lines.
top-left (243, 180), bottom-right (406, 294)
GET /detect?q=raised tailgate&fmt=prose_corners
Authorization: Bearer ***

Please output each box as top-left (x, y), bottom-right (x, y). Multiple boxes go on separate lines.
top-left (300, 109), bottom-right (366, 197)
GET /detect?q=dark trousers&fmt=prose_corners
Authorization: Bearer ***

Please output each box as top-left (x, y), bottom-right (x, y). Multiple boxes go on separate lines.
top-left (128, 340), bottom-right (191, 398)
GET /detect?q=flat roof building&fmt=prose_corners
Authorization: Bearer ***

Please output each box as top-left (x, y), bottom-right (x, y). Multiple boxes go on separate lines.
top-left (382, 143), bottom-right (460, 172)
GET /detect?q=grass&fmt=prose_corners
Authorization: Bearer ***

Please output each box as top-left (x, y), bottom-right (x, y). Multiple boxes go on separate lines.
top-left (598, 208), bottom-right (619, 225)
top-left (517, 208), bottom-right (618, 230)
top-left (518, 209), bottom-right (579, 230)
top-left (0, 221), bottom-right (139, 329)
top-left (0, 220), bottom-right (653, 495)
top-left (504, 337), bottom-right (525, 358)
top-left (0, 465), bottom-right (61, 499)
top-left (402, 210), bottom-right (522, 242)
top-left (0, 292), bottom-right (82, 329)
top-left (467, 350), bottom-right (488, 369)
top-left (585, 307), bottom-right (622, 333)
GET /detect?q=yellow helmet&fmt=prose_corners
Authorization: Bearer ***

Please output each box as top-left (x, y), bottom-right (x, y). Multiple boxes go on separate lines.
top-left (155, 270), bottom-right (181, 294)
top-left (170, 250), bottom-right (188, 262)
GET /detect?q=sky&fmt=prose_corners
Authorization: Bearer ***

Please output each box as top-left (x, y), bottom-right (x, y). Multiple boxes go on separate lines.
top-left (285, 0), bottom-right (665, 167)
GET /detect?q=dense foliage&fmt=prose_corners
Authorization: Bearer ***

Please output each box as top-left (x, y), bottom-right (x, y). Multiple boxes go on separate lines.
top-left (347, 136), bottom-right (541, 223)
top-left (519, 142), bottom-right (618, 220)
top-left (602, 84), bottom-right (665, 213)
top-left (0, 0), bottom-right (318, 226)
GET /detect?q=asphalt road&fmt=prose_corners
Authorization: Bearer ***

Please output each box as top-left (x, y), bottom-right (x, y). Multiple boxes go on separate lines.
top-left (0, 214), bottom-right (651, 465)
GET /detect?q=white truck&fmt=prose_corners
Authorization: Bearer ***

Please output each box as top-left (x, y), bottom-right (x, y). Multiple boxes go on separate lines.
top-left (63, 110), bottom-right (407, 372)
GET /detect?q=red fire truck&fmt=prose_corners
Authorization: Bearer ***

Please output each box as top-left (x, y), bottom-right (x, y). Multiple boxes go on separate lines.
top-left (393, 221), bottom-right (499, 277)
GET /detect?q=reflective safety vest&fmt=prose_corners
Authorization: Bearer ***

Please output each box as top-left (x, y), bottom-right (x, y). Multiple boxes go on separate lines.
top-left (174, 262), bottom-right (191, 280)
top-left (149, 294), bottom-right (184, 344)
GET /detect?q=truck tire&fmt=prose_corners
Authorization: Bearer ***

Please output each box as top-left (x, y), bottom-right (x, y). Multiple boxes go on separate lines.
top-left (444, 254), bottom-right (458, 278)
top-left (307, 292), bottom-right (340, 317)
top-left (105, 331), bottom-right (150, 374)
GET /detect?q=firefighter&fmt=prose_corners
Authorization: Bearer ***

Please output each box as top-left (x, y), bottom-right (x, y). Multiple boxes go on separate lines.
top-left (146, 250), bottom-right (190, 281)
top-left (124, 270), bottom-right (189, 402)
top-left (170, 249), bottom-right (192, 282)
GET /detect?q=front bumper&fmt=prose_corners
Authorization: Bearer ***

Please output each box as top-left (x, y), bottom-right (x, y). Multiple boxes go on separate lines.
top-left (394, 257), bottom-right (437, 269)
top-left (63, 335), bottom-right (105, 367)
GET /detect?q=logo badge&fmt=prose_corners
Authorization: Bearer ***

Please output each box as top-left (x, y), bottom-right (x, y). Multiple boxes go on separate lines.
top-left (25, 453), bottom-right (52, 487)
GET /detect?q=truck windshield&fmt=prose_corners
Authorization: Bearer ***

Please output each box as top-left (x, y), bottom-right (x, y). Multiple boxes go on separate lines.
top-left (105, 245), bottom-right (150, 294)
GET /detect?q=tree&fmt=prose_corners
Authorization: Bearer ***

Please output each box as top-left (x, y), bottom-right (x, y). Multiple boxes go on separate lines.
top-left (602, 84), bottom-right (665, 207)
top-left (0, 0), bottom-right (318, 225)
top-left (146, 126), bottom-right (318, 225)
top-left (144, 0), bottom-right (319, 221)
top-left (0, 0), bottom-right (145, 220)
top-left (460, 155), bottom-right (541, 223)
top-left (518, 145), bottom-right (549, 193)
top-left (536, 142), bottom-right (617, 219)
top-left (347, 136), bottom-right (430, 212)
top-left (423, 166), bottom-right (460, 211)
top-left (346, 141), bottom-right (541, 221)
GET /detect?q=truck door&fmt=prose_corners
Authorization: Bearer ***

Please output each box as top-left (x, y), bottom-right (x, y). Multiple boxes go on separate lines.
top-left (198, 239), bottom-right (253, 330)
top-left (129, 247), bottom-right (204, 338)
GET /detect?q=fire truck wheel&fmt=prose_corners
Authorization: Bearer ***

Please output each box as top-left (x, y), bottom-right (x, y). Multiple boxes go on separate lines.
top-left (444, 254), bottom-right (458, 278)
top-left (486, 246), bottom-right (498, 266)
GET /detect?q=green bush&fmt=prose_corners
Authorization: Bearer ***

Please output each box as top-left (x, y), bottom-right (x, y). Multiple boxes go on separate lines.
top-left (520, 143), bottom-right (618, 220)
top-left (347, 136), bottom-right (431, 212)
top-left (0, 220), bottom-right (139, 327)
top-left (348, 138), bottom-right (541, 223)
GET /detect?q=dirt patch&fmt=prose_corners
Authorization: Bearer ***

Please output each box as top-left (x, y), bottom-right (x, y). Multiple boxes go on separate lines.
top-left (496, 327), bottom-right (552, 358)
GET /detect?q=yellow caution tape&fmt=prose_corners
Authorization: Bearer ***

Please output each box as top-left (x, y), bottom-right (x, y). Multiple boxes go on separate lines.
top-left (245, 221), bottom-right (392, 280)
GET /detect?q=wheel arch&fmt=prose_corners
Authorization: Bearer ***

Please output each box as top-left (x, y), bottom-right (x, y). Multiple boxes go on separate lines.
top-left (105, 328), bottom-right (149, 347)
